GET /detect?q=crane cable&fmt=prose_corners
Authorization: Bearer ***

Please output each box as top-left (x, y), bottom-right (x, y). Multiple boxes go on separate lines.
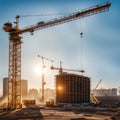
top-left (80, 20), bottom-right (84, 72)
top-left (18, 13), bottom-right (70, 17)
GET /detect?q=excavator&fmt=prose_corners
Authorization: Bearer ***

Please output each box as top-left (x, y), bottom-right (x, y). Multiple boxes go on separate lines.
top-left (91, 79), bottom-right (102, 105)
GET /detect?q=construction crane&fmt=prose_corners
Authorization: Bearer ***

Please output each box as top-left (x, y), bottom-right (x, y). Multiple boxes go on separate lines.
top-left (91, 79), bottom-right (102, 105)
top-left (37, 55), bottom-right (53, 101)
top-left (3, 2), bottom-right (111, 109)
top-left (50, 61), bottom-right (85, 74)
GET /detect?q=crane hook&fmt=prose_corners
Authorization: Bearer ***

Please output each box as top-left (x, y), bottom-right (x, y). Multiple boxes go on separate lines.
top-left (80, 32), bottom-right (83, 38)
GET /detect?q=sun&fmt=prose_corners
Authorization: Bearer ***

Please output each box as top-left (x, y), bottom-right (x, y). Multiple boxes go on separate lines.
top-left (35, 66), bottom-right (46, 75)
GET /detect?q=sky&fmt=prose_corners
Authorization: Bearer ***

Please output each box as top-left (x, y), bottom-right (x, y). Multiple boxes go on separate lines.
top-left (0, 0), bottom-right (120, 95)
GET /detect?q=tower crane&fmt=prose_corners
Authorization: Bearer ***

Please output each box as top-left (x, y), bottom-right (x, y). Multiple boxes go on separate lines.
top-left (37, 55), bottom-right (53, 101)
top-left (3, 2), bottom-right (111, 109)
top-left (50, 61), bottom-right (85, 74)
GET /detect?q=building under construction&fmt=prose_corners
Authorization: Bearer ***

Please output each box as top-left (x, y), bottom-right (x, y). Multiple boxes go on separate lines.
top-left (55, 72), bottom-right (90, 104)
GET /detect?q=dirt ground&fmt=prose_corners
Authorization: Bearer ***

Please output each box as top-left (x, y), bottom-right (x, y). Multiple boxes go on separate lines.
top-left (0, 106), bottom-right (120, 120)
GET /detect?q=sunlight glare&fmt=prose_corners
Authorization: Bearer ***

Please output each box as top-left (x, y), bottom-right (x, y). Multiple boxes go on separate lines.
top-left (35, 66), bottom-right (46, 75)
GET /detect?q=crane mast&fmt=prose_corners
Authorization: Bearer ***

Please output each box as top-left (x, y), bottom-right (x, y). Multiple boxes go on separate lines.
top-left (38, 55), bottom-right (53, 101)
top-left (3, 2), bottom-right (111, 109)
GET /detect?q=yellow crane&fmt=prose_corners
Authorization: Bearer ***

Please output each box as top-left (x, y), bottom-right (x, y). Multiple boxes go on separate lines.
top-left (3, 2), bottom-right (111, 109)
top-left (91, 79), bottom-right (102, 105)
top-left (50, 61), bottom-right (84, 74)
top-left (37, 55), bottom-right (53, 101)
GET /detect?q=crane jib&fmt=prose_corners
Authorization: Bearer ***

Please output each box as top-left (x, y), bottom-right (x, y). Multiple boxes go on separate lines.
top-left (18, 2), bottom-right (111, 34)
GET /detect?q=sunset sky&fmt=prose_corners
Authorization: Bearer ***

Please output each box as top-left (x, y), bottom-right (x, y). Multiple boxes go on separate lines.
top-left (0, 0), bottom-right (120, 94)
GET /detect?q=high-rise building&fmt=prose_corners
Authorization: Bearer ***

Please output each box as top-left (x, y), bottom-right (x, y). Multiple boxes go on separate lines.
top-left (3, 78), bottom-right (28, 97)
top-left (21, 80), bottom-right (28, 97)
top-left (3, 77), bottom-right (8, 97)
top-left (55, 72), bottom-right (90, 104)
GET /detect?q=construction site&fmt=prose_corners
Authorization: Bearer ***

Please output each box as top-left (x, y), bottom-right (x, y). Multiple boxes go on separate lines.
top-left (0, 1), bottom-right (120, 120)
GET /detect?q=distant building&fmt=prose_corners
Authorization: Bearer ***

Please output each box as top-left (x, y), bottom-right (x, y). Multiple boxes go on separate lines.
top-left (3, 77), bottom-right (8, 97)
top-left (93, 88), bottom-right (117, 96)
top-left (21, 79), bottom-right (28, 97)
top-left (42, 88), bottom-right (55, 100)
top-left (55, 72), bottom-right (90, 104)
top-left (3, 78), bottom-right (28, 97)
top-left (29, 88), bottom-right (38, 97)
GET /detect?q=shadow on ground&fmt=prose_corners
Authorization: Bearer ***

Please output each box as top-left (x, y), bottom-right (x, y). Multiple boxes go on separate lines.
top-left (0, 107), bottom-right (42, 120)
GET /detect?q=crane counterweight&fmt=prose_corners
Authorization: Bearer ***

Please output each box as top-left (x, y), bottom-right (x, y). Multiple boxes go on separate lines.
top-left (3, 22), bottom-right (13, 32)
